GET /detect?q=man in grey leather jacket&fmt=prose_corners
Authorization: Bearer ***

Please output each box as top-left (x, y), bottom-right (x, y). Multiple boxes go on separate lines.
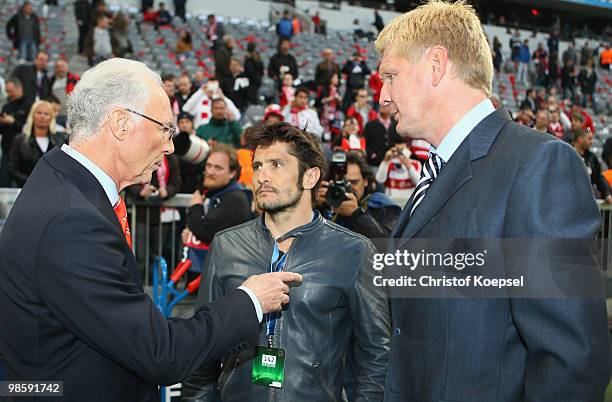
top-left (182, 122), bottom-right (390, 402)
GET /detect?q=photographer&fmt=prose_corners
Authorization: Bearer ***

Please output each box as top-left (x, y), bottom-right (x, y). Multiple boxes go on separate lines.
top-left (318, 151), bottom-right (401, 239)
top-left (375, 141), bottom-right (421, 199)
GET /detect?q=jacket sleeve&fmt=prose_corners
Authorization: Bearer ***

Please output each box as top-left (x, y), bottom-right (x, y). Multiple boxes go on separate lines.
top-left (340, 205), bottom-right (400, 238)
top-left (348, 240), bottom-right (390, 401)
top-left (6, 15), bottom-right (16, 40)
top-left (36, 207), bottom-right (259, 386)
top-left (505, 139), bottom-right (611, 401)
top-left (186, 191), bottom-right (251, 244)
top-left (183, 88), bottom-right (205, 116)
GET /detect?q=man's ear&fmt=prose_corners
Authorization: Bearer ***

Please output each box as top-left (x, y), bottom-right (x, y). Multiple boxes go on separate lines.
top-left (302, 167), bottom-right (321, 190)
top-left (109, 109), bottom-right (130, 141)
top-left (428, 45), bottom-right (448, 88)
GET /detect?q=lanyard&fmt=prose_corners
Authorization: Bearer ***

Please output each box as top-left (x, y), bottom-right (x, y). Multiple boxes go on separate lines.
top-left (265, 241), bottom-right (288, 346)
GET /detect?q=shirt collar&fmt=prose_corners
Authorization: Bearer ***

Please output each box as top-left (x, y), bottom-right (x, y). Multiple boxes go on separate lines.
top-left (61, 144), bottom-right (119, 206)
top-left (431, 99), bottom-right (495, 163)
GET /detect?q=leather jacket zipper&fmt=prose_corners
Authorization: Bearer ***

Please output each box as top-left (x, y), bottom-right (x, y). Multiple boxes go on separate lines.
top-left (312, 361), bottom-right (338, 402)
top-left (219, 356), bottom-right (241, 400)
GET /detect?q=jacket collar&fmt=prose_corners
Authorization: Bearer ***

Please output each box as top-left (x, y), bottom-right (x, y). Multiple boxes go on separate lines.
top-left (41, 148), bottom-right (125, 241)
top-left (393, 108), bottom-right (512, 246)
top-left (256, 210), bottom-right (323, 242)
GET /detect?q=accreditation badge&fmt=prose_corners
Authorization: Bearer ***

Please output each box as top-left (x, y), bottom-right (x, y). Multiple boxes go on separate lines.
top-left (251, 346), bottom-right (285, 388)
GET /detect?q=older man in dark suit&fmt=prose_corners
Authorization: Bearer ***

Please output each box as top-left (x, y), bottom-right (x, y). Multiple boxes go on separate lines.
top-left (10, 51), bottom-right (51, 109)
top-left (376, 1), bottom-right (611, 401)
top-left (0, 58), bottom-right (301, 401)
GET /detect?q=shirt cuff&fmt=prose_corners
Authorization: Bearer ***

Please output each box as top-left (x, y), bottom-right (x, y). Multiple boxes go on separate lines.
top-left (237, 286), bottom-right (263, 323)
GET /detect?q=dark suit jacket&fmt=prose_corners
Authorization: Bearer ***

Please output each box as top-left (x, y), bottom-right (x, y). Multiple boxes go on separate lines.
top-left (10, 64), bottom-right (50, 107)
top-left (385, 108), bottom-right (611, 402)
top-left (0, 148), bottom-right (259, 401)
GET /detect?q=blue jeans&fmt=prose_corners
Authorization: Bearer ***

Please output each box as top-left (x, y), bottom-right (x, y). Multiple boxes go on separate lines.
top-left (18, 40), bottom-right (38, 61)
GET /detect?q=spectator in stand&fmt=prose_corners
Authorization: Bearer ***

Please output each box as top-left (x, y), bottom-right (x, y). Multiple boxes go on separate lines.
top-left (517, 39), bottom-right (530, 86)
top-left (492, 36), bottom-right (503, 74)
top-left (9, 100), bottom-right (65, 187)
top-left (176, 30), bottom-right (193, 59)
top-left (515, 104), bottom-right (534, 127)
top-left (578, 57), bottom-right (598, 114)
top-left (572, 128), bottom-right (612, 203)
top-left (363, 103), bottom-right (392, 167)
top-left (561, 58), bottom-right (577, 102)
top-left (520, 88), bottom-right (537, 113)
top-left (11, 51), bottom-right (51, 109)
top-left (6, 1), bottom-right (41, 63)
top-left (318, 151), bottom-right (400, 239)
top-left (85, 14), bottom-right (116, 66)
top-left (263, 104), bottom-right (284, 124)
top-left (48, 59), bottom-right (80, 117)
top-left (562, 41), bottom-right (578, 67)
top-left (244, 42), bottom-right (264, 105)
top-left (196, 98), bottom-right (242, 148)
top-left (162, 74), bottom-right (180, 118)
top-left (509, 29), bottom-right (521, 71)
top-left (547, 109), bottom-right (564, 139)
top-left (546, 95), bottom-right (571, 129)
top-left (336, 116), bottom-right (365, 154)
top-left (532, 42), bottom-right (548, 87)
top-left (182, 78), bottom-right (241, 129)
top-left (314, 72), bottom-right (342, 142)
top-left (74, 0), bottom-right (91, 55)
top-left (600, 43), bottom-right (611, 69)
top-left (375, 141), bottom-right (420, 200)
top-left (174, 0), bottom-right (187, 22)
top-left (281, 86), bottom-right (323, 137)
top-left (90, 1), bottom-right (113, 27)
top-left (221, 58), bottom-right (251, 112)
top-left (314, 48), bottom-right (340, 90)
top-left (111, 11), bottom-right (130, 58)
top-left (176, 75), bottom-right (193, 111)
top-left (547, 29), bottom-right (559, 55)
top-left (155, 3), bottom-right (173, 28)
top-left (192, 68), bottom-right (205, 89)
top-left (346, 88), bottom-right (377, 134)
top-left (142, 6), bottom-right (156, 25)
top-left (0, 77), bottom-right (29, 186)
top-left (312, 11), bottom-right (322, 34)
top-left (176, 113), bottom-right (205, 194)
top-left (373, 9), bottom-right (384, 33)
top-left (268, 38), bottom-right (299, 93)
top-left (580, 41), bottom-right (593, 66)
top-left (341, 52), bottom-right (371, 111)
top-left (292, 14), bottom-right (301, 35)
top-left (547, 50), bottom-right (560, 88)
top-left (279, 73), bottom-right (295, 109)
top-left (182, 143), bottom-right (252, 247)
top-left (369, 66), bottom-right (383, 111)
top-left (214, 35), bottom-right (234, 83)
top-left (569, 104), bottom-right (596, 134)
top-left (204, 14), bottom-right (224, 51)
top-left (276, 10), bottom-right (293, 41)
top-left (533, 109), bottom-right (552, 135)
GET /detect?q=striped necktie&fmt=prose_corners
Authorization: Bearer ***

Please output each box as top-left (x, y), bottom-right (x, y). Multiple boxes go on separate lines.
top-left (409, 151), bottom-right (445, 218)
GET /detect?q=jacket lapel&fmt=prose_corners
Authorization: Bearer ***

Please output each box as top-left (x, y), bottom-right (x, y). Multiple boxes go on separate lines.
top-left (394, 108), bottom-right (512, 248)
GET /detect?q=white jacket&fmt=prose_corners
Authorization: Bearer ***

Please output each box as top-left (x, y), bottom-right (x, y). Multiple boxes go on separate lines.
top-left (182, 88), bottom-right (241, 129)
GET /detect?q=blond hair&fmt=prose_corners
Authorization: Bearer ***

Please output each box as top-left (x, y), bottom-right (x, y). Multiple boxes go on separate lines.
top-left (375, 0), bottom-right (493, 96)
top-left (23, 100), bottom-right (57, 138)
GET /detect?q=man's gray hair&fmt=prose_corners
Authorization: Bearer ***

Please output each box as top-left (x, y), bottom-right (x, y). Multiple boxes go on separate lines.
top-left (67, 58), bottom-right (162, 145)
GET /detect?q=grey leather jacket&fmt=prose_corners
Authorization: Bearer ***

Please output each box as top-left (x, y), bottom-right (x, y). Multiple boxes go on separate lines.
top-left (182, 211), bottom-right (390, 402)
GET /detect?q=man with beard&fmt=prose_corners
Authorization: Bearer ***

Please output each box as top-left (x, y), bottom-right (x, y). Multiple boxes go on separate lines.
top-left (181, 122), bottom-right (390, 402)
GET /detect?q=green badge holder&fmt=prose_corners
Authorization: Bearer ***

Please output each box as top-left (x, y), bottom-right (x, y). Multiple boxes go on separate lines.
top-left (251, 346), bottom-right (286, 388)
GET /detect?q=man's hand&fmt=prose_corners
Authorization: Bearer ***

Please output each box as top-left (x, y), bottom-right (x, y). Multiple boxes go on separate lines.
top-left (397, 148), bottom-right (412, 167)
top-left (158, 187), bottom-right (168, 199)
top-left (0, 113), bottom-right (15, 125)
top-left (181, 228), bottom-right (193, 244)
top-left (316, 180), bottom-right (329, 207)
top-left (332, 192), bottom-right (359, 216)
top-left (241, 271), bottom-right (303, 313)
top-left (383, 148), bottom-right (395, 162)
top-left (605, 195), bottom-right (612, 205)
top-left (139, 184), bottom-right (156, 198)
top-left (190, 190), bottom-right (204, 206)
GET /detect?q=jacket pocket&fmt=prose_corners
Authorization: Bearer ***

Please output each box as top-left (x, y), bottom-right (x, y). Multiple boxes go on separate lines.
top-left (311, 361), bottom-right (338, 402)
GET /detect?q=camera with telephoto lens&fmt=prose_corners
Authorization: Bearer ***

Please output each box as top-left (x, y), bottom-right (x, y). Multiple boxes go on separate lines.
top-left (326, 151), bottom-right (353, 208)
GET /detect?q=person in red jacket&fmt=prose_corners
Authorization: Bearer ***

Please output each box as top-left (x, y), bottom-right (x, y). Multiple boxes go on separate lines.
top-left (345, 88), bottom-right (377, 133)
top-left (338, 116), bottom-right (365, 153)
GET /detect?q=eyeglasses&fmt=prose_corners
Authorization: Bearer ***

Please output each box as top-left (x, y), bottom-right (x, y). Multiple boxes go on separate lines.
top-left (125, 108), bottom-right (175, 142)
